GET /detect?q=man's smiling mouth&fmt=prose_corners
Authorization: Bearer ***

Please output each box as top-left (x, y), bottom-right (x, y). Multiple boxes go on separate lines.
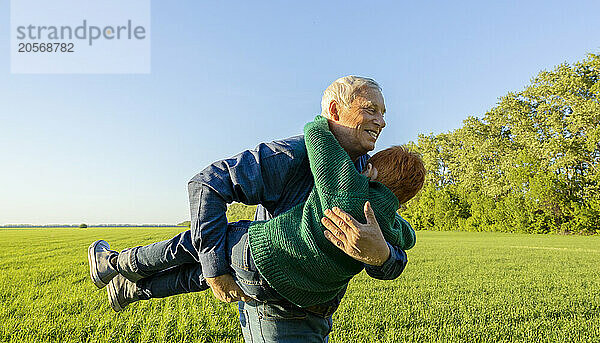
top-left (366, 130), bottom-right (379, 140)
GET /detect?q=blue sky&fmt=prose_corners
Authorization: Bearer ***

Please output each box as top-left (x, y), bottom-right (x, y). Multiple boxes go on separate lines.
top-left (1, 1), bottom-right (598, 224)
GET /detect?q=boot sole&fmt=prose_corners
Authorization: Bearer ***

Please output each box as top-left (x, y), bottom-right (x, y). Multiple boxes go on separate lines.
top-left (88, 240), bottom-right (109, 289)
top-left (107, 279), bottom-right (124, 312)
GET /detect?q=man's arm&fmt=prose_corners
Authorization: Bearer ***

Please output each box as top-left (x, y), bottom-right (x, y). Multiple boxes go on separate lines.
top-left (364, 243), bottom-right (408, 280)
top-left (321, 201), bottom-right (391, 267)
top-left (322, 206), bottom-right (416, 279)
top-left (364, 213), bottom-right (416, 280)
top-left (188, 137), bottom-right (305, 297)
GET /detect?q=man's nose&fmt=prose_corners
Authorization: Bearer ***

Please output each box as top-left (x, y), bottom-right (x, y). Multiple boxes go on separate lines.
top-left (374, 114), bottom-right (386, 129)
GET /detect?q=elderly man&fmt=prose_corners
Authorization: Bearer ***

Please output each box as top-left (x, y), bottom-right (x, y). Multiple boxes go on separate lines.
top-left (199, 76), bottom-right (409, 342)
top-left (89, 76), bottom-right (412, 342)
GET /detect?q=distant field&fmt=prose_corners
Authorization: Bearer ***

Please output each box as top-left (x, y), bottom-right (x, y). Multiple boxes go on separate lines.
top-left (1, 228), bottom-right (598, 342)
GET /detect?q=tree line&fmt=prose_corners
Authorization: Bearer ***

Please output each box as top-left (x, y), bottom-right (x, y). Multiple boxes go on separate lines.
top-left (400, 53), bottom-right (599, 235)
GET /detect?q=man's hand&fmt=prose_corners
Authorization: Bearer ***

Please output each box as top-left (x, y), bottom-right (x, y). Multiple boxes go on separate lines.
top-left (205, 274), bottom-right (252, 303)
top-left (321, 201), bottom-right (390, 266)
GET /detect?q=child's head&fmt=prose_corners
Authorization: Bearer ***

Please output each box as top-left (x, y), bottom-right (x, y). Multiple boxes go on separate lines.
top-left (362, 146), bottom-right (426, 205)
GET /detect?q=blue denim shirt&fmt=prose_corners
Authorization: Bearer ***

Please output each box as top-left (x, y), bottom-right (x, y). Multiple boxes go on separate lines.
top-left (188, 134), bottom-right (410, 280)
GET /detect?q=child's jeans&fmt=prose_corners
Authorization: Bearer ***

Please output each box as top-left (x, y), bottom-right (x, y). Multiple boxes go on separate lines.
top-left (133, 220), bottom-right (282, 303)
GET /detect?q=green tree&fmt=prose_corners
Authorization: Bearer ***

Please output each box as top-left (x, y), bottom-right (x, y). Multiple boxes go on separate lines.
top-left (401, 53), bottom-right (600, 234)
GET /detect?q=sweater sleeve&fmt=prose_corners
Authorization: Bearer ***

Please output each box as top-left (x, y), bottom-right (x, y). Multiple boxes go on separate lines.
top-left (384, 213), bottom-right (416, 250)
top-left (303, 116), bottom-right (366, 195)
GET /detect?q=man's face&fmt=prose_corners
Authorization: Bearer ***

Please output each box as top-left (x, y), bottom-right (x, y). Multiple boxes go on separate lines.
top-left (332, 87), bottom-right (386, 159)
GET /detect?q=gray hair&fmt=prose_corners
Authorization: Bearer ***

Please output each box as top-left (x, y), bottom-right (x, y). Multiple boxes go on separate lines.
top-left (320, 75), bottom-right (382, 117)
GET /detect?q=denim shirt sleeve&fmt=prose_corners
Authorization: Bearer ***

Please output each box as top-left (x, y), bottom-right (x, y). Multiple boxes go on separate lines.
top-left (363, 213), bottom-right (415, 280)
top-left (188, 136), bottom-right (306, 278)
top-left (363, 242), bottom-right (408, 280)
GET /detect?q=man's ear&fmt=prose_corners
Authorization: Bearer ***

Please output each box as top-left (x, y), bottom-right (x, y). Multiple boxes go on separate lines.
top-left (328, 100), bottom-right (340, 121)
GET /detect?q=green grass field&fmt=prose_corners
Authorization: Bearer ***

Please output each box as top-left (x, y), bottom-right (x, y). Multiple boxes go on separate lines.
top-left (1, 228), bottom-right (598, 342)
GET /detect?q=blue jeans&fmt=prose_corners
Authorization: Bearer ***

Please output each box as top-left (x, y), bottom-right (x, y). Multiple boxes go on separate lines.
top-left (128, 221), bottom-right (333, 342)
top-left (239, 301), bottom-right (332, 343)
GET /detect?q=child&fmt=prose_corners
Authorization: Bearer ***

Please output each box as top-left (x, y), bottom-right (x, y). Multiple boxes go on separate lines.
top-left (88, 115), bottom-right (425, 311)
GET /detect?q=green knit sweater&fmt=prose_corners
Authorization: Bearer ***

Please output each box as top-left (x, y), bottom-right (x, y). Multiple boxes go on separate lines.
top-left (248, 116), bottom-right (416, 307)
